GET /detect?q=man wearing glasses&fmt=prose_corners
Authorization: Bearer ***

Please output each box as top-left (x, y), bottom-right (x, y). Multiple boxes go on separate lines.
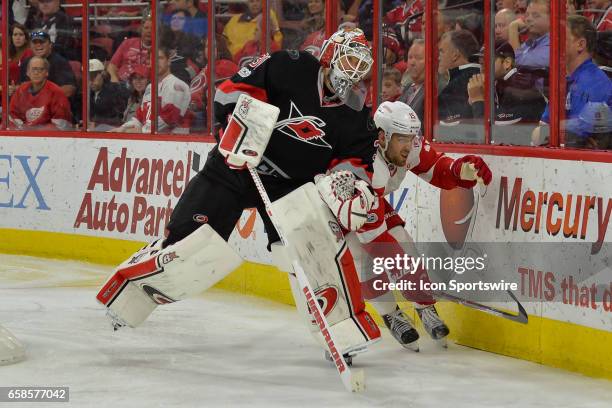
top-left (18, 30), bottom-right (76, 99)
top-left (9, 56), bottom-right (72, 130)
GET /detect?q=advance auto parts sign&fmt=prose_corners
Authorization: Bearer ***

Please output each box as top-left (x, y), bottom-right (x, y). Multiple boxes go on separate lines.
top-left (74, 146), bottom-right (196, 237)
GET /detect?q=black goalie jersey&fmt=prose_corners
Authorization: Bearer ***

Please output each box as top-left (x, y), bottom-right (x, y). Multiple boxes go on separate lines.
top-left (214, 50), bottom-right (377, 183)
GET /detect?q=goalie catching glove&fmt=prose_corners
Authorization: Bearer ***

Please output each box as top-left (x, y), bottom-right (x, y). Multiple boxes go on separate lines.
top-left (450, 155), bottom-right (492, 188)
top-left (315, 171), bottom-right (376, 231)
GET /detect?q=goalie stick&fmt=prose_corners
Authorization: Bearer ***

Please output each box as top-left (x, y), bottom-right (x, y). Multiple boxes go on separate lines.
top-left (248, 167), bottom-right (366, 393)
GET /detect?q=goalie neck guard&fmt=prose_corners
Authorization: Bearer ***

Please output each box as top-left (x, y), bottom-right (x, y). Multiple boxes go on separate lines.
top-left (319, 27), bottom-right (373, 103)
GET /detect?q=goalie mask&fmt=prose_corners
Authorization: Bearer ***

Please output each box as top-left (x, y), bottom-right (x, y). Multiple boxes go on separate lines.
top-left (374, 101), bottom-right (421, 160)
top-left (320, 27), bottom-right (373, 103)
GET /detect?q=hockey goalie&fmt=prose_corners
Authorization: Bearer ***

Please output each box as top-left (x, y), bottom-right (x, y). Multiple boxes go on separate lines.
top-left (96, 27), bottom-right (383, 364)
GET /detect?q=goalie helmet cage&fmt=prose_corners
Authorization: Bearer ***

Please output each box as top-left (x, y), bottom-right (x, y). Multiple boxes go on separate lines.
top-left (0, 324), bottom-right (25, 365)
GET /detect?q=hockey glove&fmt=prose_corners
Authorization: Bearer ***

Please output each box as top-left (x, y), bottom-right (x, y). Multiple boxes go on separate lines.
top-left (315, 171), bottom-right (376, 231)
top-left (451, 155), bottom-right (492, 188)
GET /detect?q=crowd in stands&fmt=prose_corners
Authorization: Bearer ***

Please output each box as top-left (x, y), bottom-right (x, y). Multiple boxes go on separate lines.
top-left (2, 0), bottom-right (611, 149)
top-left (374, 0), bottom-right (612, 149)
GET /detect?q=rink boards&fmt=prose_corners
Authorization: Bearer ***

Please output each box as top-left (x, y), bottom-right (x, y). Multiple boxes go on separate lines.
top-left (1, 137), bottom-right (611, 379)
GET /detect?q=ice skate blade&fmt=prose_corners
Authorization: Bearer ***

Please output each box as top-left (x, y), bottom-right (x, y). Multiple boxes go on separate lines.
top-left (436, 337), bottom-right (448, 349)
top-left (106, 310), bottom-right (127, 332)
top-left (400, 340), bottom-right (420, 352)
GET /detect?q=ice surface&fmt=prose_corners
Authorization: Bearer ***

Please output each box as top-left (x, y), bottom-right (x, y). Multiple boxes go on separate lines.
top-left (1, 254), bottom-right (612, 408)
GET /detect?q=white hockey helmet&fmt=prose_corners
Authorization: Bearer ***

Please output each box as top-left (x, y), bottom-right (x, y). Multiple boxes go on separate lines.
top-left (374, 101), bottom-right (421, 159)
top-left (374, 101), bottom-right (421, 140)
top-left (319, 27), bottom-right (373, 100)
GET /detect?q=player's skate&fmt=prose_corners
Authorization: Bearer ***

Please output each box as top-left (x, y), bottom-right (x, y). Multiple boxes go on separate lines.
top-left (416, 304), bottom-right (449, 347)
top-left (382, 307), bottom-right (420, 352)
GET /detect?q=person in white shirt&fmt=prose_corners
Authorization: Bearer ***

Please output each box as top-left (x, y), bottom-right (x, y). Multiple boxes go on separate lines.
top-left (113, 47), bottom-right (191, 134)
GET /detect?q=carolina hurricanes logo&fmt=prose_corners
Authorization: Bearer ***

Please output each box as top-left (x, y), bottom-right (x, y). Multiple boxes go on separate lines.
top-left (275, 101), bottom-right (330, 149)
top-left (190, 72), bottom-right (206, 94)
top-left (141, 284), bottom-right (176, 305)
top-left (309, 285), bottom-right (339, 323)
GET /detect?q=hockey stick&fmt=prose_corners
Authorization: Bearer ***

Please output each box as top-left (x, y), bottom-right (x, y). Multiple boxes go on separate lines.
top-left (247, 167), bottom-right (365, 393)
top-left (434, 290), bottom-right (528, 324)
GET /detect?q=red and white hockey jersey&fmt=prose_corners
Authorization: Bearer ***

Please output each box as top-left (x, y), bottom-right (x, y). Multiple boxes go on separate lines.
top-left (9, 80), bottom-right (72, 130)
top-left (385, 0), bottom-right (423, 41)
top-left (357, 137), bottom-right (468, 244)
top-left (124, 73), bottom-right (191, 134)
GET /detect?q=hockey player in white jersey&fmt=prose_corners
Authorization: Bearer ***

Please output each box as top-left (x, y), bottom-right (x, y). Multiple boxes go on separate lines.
top-left (112, 47), bottom-right (191, 134)
top-left (343, 101), bottom-right (492, 351)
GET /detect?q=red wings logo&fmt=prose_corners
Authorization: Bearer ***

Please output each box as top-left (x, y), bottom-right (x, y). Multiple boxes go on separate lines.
top-left (276, 101), bottom-right (330, 149)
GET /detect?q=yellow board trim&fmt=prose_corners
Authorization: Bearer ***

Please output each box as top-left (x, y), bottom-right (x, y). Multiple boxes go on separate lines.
top-left (2, 228), bottom-right (612, 380)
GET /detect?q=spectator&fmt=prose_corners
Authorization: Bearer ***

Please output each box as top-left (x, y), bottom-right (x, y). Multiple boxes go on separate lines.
top-left (594, 31), bottom-right (612, 79)
top-left (122, 65), bottom-right (150, 123)
top-left (514, 0), bottom-right (528, 14)
top-left (437, 29), bottom-right (481, 125)
top-left (341, 0), bottom-right (362, 24)
top-left (299, 0), bottom-right (326, 58)
top-left (9, 56), bottom-right (72, 130)
top-left (108, 14), bottom-right (152, 83)
top-left (88, 59), bottom-right (129, 130)
top-left (189, 59), bottom-right (239, 131)
top-left (381, 68), bottom-right (402, 102)
top-left (587, 0), bottom-right (612, 31)
top-left (495, 8), bottom-right (516, 42)
top-left (467, 41), bottom-right (547, 144)
top-left (382, 25), bottom-right (405, 67)
top-left (170, 0), bottom-right (207, 39)
top-left (533, 15), bottom-right (612, 147)
top-left (113, 48), bottom-right (191, 134)
top-left (302, 0), bottom-right (325, 34)
top-left (437, 10), bottom-right (456, 40)
top-left (496, 0), bottom-right (514, 10)
top-left (8, 23), bottom-right (33, 85)
top-left (26, 0), bottom-right (78, 61)
top-left (10, 0), bottom-right (29, 25)
top-left (385, 0), bottom-right (424, 44)
top-left (102, 0), bottom-right (141, 18)
top-left (567, 0), bottom-right (577, 15)
top-left (223, 0), bottom-right (283, 58)
top-left (233, 18), bottom-right (281, 67)
top-left (19, 30), bottom-right (77, 99)
top-left (161, 9), bottom-right (202, 81)
top-left (455, 13), bottom-right (483, 44)
top-left (399, 39), bottom-right (425, 131)
top-left (508, 0), bottom-right (550, 70)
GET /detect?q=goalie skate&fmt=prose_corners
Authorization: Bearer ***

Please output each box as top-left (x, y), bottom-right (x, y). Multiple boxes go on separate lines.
top-left (382, 307), bottom-right (420, 352)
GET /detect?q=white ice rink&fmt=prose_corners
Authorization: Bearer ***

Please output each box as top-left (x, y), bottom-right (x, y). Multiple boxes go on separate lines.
top-left (1, 253), bottom-right (612, 408)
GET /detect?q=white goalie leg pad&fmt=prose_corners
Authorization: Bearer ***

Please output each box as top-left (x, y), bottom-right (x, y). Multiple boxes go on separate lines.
top-left (96, 224), bottom-right (243, 327)
top-left (270, 183), bottom-right (381, 355)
